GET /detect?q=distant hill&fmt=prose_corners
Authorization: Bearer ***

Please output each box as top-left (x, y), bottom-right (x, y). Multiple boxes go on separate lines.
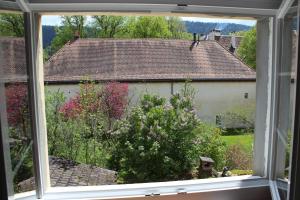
top-left (184, 21), bottom-right (253, 35)
top-left (42, 22), bottom-right (253, 48)
top-left (42, 25), bottom-right (56, 48)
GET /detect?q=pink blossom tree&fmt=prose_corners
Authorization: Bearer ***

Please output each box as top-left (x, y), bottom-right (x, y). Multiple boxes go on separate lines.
top-left (5, 83), bottom-right (30, 138)
top-left (101, 82), bottom-right (129, 120)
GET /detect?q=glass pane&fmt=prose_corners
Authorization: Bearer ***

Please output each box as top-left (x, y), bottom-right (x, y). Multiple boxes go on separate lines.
top-left (275, 0), bottom-right (298, 197)
top-left (42, 14), bottom-right (256, 187)
top-left (0, 12), bottom-right (36, 195)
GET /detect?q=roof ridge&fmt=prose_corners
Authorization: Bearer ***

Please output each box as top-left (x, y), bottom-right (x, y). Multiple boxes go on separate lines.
top-left (0, 37), bottom-right (24, 40)
top-left (220, 35), bottom-right (244, 38)
top-left (75, 38), bottom-right (208, 42)
top-left (45, 39), bottom-right (79, 65)
top-left (215, 40), bottom-right (256, 72)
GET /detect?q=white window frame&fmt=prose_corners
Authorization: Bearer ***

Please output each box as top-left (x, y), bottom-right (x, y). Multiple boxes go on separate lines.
top-left (0, 0), bottom-right (297, 199)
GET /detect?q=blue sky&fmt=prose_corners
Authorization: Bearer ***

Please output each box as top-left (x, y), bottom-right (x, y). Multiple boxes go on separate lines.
top-left (42, 15), bottom-right (256, 26)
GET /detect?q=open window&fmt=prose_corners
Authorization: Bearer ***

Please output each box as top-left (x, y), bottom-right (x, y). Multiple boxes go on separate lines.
top-left (0, 0), bottom-right (300, 200)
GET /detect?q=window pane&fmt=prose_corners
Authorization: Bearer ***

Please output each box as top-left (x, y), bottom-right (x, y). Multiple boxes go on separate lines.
top-left (275, 1), bottom-right (298, 198)
top-left (42, 14), bottom-right (256, 187)
top-left (0, 12), bottom-right (36, 194)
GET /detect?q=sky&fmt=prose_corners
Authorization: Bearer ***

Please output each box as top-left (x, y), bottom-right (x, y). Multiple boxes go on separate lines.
top-left (42, 15), bottom-right (256, 26)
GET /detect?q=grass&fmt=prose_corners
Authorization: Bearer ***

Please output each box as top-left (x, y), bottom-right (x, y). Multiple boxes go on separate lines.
top-left (221, 134), bottom-right (254, 153)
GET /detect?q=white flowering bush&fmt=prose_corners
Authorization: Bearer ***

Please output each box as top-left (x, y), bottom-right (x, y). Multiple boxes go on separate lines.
top-left (109, 83), bottom-right (226, 183)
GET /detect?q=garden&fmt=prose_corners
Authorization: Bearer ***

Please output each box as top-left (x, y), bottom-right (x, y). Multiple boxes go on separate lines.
top-left (6, 81), bottom-right (254, 191)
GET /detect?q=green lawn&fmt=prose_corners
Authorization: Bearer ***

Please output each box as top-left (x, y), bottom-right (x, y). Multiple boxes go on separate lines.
top-left (221, 134), bottom-right (254, 153)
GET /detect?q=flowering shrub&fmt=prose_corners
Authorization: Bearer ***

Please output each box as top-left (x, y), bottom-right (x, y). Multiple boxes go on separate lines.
top-left (5, 83), bottom-right (33, 191)
top-left (101, 82), bottom-right (129, 119)
top-left (60, 81), bottom-right (128, 120)
top-left (108, 83), bottom-right (224, 183)
top-left (59, 96), bottom-right (82, 119)
top-left (55, 81), bottom-right (128, 165)
top-left (5, 83), bottom-right (30, 137)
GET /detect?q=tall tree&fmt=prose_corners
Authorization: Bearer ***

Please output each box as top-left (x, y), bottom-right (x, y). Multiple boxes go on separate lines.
top-left (0, 13), bottom-right (24, 37)
top-left (237, 28), bottom-right (256, 69)
top-left (49, 16), bottom-right (87, 56)
top-left (92, 16), bottom-right (126, 38)
top-left (62, 16), bottom-right (86, 38)
top-left (131, 16), bottom-right (171, 38)
top-left (167, 17), bottom-right (191, 39)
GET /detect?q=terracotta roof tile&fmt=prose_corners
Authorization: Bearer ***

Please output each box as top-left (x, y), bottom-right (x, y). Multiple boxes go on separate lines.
top-left (217, 35), bottom-right (243, 51)
top-left (44, 38), bottom-right (256, 82)
top-left (0, 37), bottom-right (27, 82)
top-left (18, 156), bottom-right (117, 192)
top-left (1, 37), bottom-right (256, 82)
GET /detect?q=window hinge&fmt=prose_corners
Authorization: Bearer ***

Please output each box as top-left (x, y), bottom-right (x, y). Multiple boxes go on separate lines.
top-left (177, 188), bottom-right (187, 195)
top-left (145, 193), bottom-right (160, 197)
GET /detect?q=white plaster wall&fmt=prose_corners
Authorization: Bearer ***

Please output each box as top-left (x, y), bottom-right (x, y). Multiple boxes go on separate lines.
top-left (45, 84), bottom-right (79, 99)
top-left (45, 82), bottom-right (256, 125)
top-left (127, 83), bottom-right (172, 107)
top-left (173, 82), bottom-right (256, 124)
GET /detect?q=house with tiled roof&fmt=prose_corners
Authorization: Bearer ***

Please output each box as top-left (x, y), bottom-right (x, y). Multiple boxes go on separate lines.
top-left (206, 29), bottom-right (243, 54)
top-left (1, 36), bottom-right (257, 191)
top-left (44, 38), bottom-right (254, 82)
top-left (1, 36), bottom-right (256, 124)
top-left (42, 38), bottom-right (256, 124)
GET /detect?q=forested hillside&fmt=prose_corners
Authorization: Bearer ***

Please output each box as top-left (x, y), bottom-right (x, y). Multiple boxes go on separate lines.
top-left (184, 21), bottom-right (252, 35)
top-left (42, 21), bottom-right (253, 48)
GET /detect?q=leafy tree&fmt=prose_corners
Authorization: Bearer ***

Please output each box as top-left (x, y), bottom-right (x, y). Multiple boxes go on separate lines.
top-left (92, 16), bottom-right (127, 38)
top-left (167, 17), bottom-right (191, 39)
top-left (62, 16), bottom-right (87, 38)
top-left (0, 13), bottom-right (24, 37)
top-left (237, 27), bottom-right (256, 69)
top-left (130, 16), bottom-right (171, 38)
top-left (49, 16), bottom-right (87, 56)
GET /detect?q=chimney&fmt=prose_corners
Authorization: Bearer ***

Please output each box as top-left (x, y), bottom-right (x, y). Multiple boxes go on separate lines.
top-left (193, 33), bottom-right (197, 42)
top-left (190, 33), bottom-right (197, 51)
top-left (208, 29), bottom-right (221, 41)
top-left (231, 35), bottom-right (236, 49)
top-left (230, 35), bottom-right (236, 53)
top-left (74, 30), bottom-right (80, 40)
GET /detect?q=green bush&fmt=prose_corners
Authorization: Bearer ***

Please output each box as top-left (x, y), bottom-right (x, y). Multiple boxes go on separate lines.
top-left (219, 103), bottom-right (255, 135)
top-left (192, 123), bottom-right (226, 171)
top-left (109, 93), bottom-right (199, 183)
top-left (109, 83), bottom-right (227, 183)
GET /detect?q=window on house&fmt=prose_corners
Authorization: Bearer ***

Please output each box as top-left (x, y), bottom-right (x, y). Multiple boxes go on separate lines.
top-left (0, 12), bottom-right (36, 195)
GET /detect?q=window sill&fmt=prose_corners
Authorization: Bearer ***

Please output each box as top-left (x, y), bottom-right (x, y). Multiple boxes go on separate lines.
top-left (15, 175), bottom-right (268, 200)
